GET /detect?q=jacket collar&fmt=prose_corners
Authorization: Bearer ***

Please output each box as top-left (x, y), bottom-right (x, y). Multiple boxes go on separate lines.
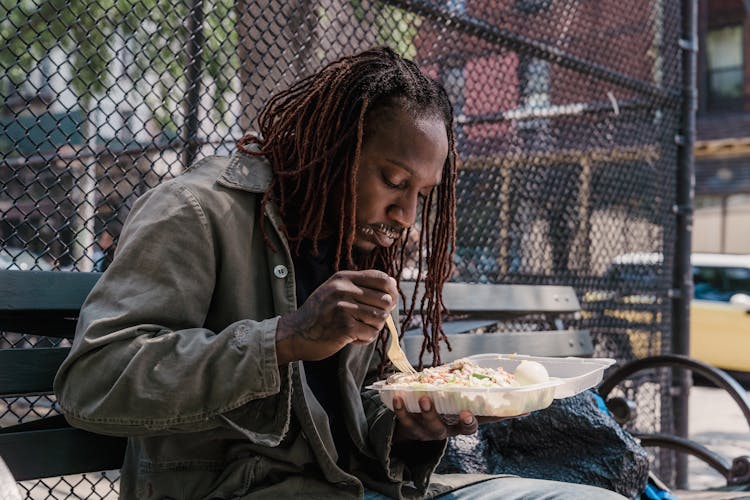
top-left (217, 150), bottom-right (272, 193)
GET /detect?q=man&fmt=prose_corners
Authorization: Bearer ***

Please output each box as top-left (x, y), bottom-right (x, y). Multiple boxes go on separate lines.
top-left (55, 47), bottom-right (623, 499)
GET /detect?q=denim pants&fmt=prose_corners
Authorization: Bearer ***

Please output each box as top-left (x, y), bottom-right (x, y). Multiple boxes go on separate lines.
top-left (364, 477), bottom-right (627, 499)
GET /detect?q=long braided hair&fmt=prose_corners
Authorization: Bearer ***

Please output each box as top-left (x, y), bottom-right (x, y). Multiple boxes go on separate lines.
top-left (237, 46), bottom-right (458, 368)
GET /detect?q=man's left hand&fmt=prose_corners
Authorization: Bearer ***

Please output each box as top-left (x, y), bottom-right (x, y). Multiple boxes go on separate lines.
top-left (391, 395), bottom-right (514, 442)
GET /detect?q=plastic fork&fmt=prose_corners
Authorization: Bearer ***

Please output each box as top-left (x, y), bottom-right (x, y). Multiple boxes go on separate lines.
top-left (385, 315), bottom-right (418, 374)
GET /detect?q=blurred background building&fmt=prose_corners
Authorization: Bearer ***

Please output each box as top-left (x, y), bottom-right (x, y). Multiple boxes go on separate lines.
top-left (693, 0), bottom-right (750, 253)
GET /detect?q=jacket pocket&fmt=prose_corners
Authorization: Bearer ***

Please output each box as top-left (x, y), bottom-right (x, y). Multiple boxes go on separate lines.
top-left (203, 456), bottom-right (262, 499)
top-left (135, 457), bottom-right (260, 499)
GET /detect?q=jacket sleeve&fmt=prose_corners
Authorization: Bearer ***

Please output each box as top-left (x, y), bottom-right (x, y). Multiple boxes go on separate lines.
top-left (53, 180), bottom-right (292, 446)
top-left (360, 323), bottom-right (447, 496)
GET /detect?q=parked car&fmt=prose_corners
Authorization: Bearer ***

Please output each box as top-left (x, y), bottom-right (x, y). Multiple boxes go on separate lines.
top-left (690, 253), bottom-right (750, 374)
top-left (583, 252), bottom-right (750, 374)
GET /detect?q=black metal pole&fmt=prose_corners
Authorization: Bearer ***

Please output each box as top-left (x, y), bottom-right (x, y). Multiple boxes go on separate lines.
top-left (183, 0), bottom-right (205, 169)
top-left (673, 0), bottom-right (698, 490)
top-left (721, 196), bottom-right (727, 253)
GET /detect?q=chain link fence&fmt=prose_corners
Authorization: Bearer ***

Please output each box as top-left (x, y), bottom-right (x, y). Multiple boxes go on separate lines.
top-left (2, 0), bottom-right (687, 496)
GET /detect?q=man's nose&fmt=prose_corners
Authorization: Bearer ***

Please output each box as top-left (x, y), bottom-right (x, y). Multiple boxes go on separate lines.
top-left (387, 190), bottom-right (419, 229)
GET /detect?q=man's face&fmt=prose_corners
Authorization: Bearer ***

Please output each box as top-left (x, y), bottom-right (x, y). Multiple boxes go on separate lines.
top-left (354, 108), bottom-right (449, 253)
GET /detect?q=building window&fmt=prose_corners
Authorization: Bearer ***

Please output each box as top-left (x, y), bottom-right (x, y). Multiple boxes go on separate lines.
top-left (516, 0), bottom-right (552, 14)
top-left (705, 25), bottom-right (744, 111)
top-left (441, 65), bottom-right (465, 147)
top-left (442, 65), bottom-right (466, 116)
top-left (446, 0), bottom-right (466, 14)
top-left (517, 57), bottom-right (551, 148)
top-left (520, 57), bottom-right (550, 109)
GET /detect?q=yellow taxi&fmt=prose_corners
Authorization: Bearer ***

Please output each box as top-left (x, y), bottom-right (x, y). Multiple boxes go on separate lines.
top-left (583, 253), bottom-right (750, 374)
top-left (690, 253), bottom-right (750, 373)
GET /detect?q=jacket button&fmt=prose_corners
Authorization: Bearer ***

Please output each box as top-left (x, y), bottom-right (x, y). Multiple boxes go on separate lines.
top-left (273, 264), bottom-right (288, 278)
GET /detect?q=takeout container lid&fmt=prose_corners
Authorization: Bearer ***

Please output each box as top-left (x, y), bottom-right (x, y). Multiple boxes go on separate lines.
top-left (466, 353), bottom-right (616, 399)
top-left (367, 353), bottom-right (616, 417)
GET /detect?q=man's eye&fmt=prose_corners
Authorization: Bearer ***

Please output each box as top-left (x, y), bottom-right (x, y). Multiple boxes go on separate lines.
top-left (383, 175), bottom-right (403, 189)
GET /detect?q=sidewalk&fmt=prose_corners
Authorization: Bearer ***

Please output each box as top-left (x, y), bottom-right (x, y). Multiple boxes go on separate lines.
top-left (687, 385), bottom-right (750, 495)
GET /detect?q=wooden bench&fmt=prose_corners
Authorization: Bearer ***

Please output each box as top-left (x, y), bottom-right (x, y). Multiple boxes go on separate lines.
top-left (399, 281), bottom-right (594, 365)
top-left (0, 270), bottom-right (126, 482)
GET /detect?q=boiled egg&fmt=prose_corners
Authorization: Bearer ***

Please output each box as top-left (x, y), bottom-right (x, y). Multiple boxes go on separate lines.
top-left (513, 360), bottom-right (549, 385)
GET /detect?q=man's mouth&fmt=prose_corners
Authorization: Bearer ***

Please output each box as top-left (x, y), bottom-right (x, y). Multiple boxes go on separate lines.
top-left (358, 223), bottom-right (403, 245)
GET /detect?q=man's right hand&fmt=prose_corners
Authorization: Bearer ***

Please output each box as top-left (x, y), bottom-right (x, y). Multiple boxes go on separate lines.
top-left (275, 269), bottom-right (398, 364)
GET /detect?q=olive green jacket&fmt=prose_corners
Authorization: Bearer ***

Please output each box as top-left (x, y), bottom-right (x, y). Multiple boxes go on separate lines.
top-left (54, 152), bottom-right (489, 499)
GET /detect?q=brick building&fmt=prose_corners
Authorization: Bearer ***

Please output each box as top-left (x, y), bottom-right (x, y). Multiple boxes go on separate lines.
top-left (693, 0), bottom-right (750, 253)
top-left (413, 0), bottom-right (674, 279)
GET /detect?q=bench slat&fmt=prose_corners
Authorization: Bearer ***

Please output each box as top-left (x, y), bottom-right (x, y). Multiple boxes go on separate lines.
top-left (403, 329), bottom-right (593, 365)
top-left (0, 423), bottom-right (126, 481)
top-left (0, 270), bottom-right (100, 312)
top-left (0, 348), bottom-right (70, 396)
top-left (400, 282), bottom-right (581, 315)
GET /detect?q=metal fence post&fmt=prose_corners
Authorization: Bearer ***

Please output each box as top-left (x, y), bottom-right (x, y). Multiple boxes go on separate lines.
top-left (673, 0), bottom-right (698, 489)
top-left (183, 0), bottom-right (205, 169)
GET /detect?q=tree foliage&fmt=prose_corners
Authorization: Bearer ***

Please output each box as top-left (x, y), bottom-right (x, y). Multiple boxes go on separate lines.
top-left (1, 0), bottom-right (238, 122)
top-left (350, 0), bottom-right (421, 60)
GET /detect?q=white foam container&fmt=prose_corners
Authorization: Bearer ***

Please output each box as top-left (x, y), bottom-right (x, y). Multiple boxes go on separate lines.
top-left (368, 353), bottom-right (616, 417)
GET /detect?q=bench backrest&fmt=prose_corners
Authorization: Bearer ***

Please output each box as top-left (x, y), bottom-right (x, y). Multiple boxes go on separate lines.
top-left (0, 270), bottom-right (126, 481)
top-left (400, 281), bottom-right (582, 316)
top-left (399, 281), bottom-right (593, 365)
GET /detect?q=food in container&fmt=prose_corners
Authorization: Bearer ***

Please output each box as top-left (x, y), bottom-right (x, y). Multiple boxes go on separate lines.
top-left (384, 357), bottom-right (547, 389)
top-left (513, 359), bottom-right (551, 385)
top-left (368, 354), bottom-right (615, 417)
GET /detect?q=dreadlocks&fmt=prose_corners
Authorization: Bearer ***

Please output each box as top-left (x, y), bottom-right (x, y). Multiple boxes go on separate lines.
top-left (237, 46), bottom-right (458, 368)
